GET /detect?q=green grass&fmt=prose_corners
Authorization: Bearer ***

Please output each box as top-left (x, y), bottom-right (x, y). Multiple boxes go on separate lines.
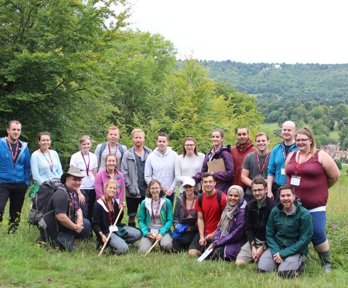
top-left (1, 172), bottom-right (347, 288)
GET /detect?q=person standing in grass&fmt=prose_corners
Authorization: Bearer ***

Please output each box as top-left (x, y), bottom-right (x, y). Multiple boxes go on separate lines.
top-left (285, 127), bottom-right (340, 273)
top-left (138, 179), bottom-right (173, 253)
top-left (193, 129), bottom-right (234, 194)
top-left (70, 135), bottom-right (98, 222)
top-left (236, 177), bottom-right (275, 265)
top-left (208, 185), bottom-right (246, 261)
top-left (0, 120), bottom-right (31, 234)
top-left (92, 179), bottom-right (141, 254)
top-left (121, 128), bottom-right (152, 227)
top-left (258, 185), bottom-right (312, 278)
top-left (172, 177), bottom-right (199, 252)
top-left (30, 132), bottom-right (63, 197)
top-left (175, 136), bottom-right (205, 193)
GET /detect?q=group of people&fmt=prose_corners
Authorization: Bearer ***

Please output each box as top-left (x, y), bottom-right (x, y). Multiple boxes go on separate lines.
top-left (0, 119), bottom-right (340, 277)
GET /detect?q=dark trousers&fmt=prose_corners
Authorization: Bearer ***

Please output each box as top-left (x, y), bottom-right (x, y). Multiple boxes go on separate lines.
top-left (80, 189), bottom-right (96, 221)
top-left (0, 182), bottom-right (27, 223)
top-left (173, 231), bottom-right (197, 252)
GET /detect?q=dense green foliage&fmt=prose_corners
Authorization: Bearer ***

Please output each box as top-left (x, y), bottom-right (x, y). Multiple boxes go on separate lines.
top-left (202, 61), bottom-right (348, 148)
top-left (0, 0), bottom-right (264, 166)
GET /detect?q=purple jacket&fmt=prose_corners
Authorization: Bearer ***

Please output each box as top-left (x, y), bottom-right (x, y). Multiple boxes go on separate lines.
top-left (213, 200), bottom-right (246, 259)
top-left (193, 146), bottom-right (234, 193)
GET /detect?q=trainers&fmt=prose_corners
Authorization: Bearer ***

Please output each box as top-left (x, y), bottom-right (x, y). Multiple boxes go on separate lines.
top-left (323, 263), bottom-right (332, 273)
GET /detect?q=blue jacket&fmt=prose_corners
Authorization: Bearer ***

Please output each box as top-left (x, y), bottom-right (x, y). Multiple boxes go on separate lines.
top-left (267, 143), bottom-right (297, 186)
top-left (0, 137), bottom-right (31, 186)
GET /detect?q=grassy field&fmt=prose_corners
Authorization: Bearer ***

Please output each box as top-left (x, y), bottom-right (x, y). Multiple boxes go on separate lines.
top-left (1, 170), bottom-right (347, 288)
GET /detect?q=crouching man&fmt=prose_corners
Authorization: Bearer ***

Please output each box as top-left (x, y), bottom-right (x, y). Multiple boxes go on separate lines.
top-left (258, 184), bottom-right (313, 278)
top-left (42, 166), bottom-right (91, 251)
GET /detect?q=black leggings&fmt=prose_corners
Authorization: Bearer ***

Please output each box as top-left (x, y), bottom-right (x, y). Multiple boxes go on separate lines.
top-left (0, 182), bottom-right (27, 223)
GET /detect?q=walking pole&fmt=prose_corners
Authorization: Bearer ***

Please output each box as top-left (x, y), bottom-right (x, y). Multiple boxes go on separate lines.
top-left (98, 206), bottom-right (124, 256)
top-left (144, 238), bottom-right (160, 256)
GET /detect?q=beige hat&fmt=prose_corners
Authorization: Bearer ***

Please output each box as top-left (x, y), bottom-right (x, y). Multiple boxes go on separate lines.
top-left (61, 166), bottom-right (84, 184)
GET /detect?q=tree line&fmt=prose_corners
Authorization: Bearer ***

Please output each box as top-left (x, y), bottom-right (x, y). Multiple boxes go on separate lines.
top-left (0, 0), bottom-right (264, 167)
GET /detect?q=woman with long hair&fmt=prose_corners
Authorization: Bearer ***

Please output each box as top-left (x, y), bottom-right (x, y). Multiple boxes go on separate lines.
top-left (92, 179), bottom-right (141, 254)
top-left (285, 127), bottom-right (340, 273)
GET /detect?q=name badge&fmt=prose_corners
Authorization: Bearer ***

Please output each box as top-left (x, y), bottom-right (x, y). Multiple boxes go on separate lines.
top-left (109, 225), bottom-right (118, 232)
top-left (281, 168), bottom-right (286, 175)
top-left (150, 228), bottom-right (159, 234)
top-left (290, 176), bottom-right (301, 186)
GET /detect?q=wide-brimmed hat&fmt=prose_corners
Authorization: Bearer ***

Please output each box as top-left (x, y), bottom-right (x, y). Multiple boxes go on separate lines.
top-left (61, 166), bottom-right (84, 184)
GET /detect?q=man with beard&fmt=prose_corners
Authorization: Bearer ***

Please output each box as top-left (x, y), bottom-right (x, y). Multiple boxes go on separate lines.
top-left (241, 132), bottom-right (271, 201)
top-left (236, 177), bottom-right (275, 264)
top-left (0, 120), bottom-right (31, 234)
top-left (258, 184), bottom-right (312, 278)
top-left (231, 127), bottom-right (256, 189)
top-left (267, 121), bottom-right (297, 201)
top-left (121, 128), bottom-right (152, 227)
top-left (144, 132), bottom-right (178, 204)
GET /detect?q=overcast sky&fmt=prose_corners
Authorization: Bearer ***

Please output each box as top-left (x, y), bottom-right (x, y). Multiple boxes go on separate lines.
top-left (128, 0), bottom-right (348, 64)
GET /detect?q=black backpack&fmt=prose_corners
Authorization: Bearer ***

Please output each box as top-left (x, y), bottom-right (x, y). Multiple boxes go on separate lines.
top-left (197, 190), bottom-right (224, 213)
top-left (28, 178), bottom-right (65, 226)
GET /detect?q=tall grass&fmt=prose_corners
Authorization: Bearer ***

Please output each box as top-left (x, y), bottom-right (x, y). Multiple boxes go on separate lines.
top-left (1, 172), bottom-right (347, 288)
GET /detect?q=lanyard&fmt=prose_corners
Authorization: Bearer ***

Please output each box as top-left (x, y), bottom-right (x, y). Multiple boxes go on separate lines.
top-left (183, 195), bottom-right (196, 217)
top-left (281, 144), bottom-right (295, 161)
top-left (256, 152), bottom-right (270, 174)
top-left (40, 149), bottom-right (54, 172)
top-left (103, 199), bottom-right (114, 225)
top-left (151, 200), bottom-right (160, 223)
top-left (6, 139), bottom-right (19, 163)
top-left (81, 152), bottom-right (90, 176)
top-left (107, 143), bottom-right (118, 155)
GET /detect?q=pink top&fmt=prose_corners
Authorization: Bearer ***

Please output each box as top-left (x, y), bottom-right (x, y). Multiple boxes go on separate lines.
top-left (94, 168), bottom-right (125, 204)
top-left (286, 150), bottom-right (329, 209)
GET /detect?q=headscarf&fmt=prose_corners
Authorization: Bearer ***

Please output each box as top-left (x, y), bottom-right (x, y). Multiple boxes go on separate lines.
top-left (218, 185), bottom-right (244, 236)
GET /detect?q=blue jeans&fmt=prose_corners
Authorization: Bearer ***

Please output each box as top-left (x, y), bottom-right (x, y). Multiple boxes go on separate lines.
top-left (54, 218), bottom-right (91, 251)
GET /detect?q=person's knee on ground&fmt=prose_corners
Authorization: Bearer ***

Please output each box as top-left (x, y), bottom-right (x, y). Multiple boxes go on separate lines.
top-left (188, 249), bottom-right (200, 257)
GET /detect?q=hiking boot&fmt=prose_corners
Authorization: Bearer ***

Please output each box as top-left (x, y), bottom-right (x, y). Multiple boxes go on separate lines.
top-left (318, 251), bottom-right (332, 273)
top-left (8, 222), bottom-right (19, 234)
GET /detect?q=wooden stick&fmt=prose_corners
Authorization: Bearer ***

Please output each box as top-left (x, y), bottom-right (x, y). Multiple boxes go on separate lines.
top-left (144, 238), bottom-right (160, 256)
top-left (98, 205), bottom-right (124, 256)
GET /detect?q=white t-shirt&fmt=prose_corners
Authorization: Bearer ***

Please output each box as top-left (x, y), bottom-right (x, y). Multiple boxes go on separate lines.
top-left (70, 151), bottom-right (98, 189)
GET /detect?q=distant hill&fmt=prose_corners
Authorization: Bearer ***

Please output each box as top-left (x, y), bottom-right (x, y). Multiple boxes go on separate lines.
top-left (201, 61), bottom-right (348, 107)
top-left (198, 61), bottom-right (348, 148)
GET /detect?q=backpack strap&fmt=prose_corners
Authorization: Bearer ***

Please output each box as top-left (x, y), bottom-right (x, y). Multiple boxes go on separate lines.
top-left (98, 142), bottom-right (107, 168)
top-left (198, 191), bottom-right (223, 211)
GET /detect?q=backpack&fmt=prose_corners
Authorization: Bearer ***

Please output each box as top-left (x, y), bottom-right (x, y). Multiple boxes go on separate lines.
top-left (98, 142), bottom-right (126, 168)
top-left (197, 190), bottom-right (223, 213)
top-left (28, 178), bottom-right (65, 226)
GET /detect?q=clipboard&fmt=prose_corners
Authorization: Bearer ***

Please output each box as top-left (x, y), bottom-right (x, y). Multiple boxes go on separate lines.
top-left (181, 217), bottom-right (197, 225)
top-left (207, 158), bottom-right (226, 173)
top-left (197, 245), bottom-right (214, 262)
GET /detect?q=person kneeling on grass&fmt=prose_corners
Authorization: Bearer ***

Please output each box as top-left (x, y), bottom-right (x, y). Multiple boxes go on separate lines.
top-left (92, 179), bottom-right (141, 254)
top-left (208, 185), bottom-right (247, 261)
top-left (41, 166), bottom-right (91, 251)
top-left (258, 184), bottom-right (313, 278)
top-left (137, 179), bottom-right (173, 253)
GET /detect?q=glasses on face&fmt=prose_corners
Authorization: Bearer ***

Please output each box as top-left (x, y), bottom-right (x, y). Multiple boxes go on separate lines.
top-left (252, 188), bottom-right (265, 193)
top-left (296, 138), bottom-right (309, 142)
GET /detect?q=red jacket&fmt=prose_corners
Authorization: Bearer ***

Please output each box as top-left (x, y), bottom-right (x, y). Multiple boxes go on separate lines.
top-left (231, 139), bottom-right (256, 188)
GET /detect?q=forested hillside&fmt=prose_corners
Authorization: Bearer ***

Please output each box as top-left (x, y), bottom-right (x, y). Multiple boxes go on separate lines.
top-left (201, 61), bottom-right (348, 148)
